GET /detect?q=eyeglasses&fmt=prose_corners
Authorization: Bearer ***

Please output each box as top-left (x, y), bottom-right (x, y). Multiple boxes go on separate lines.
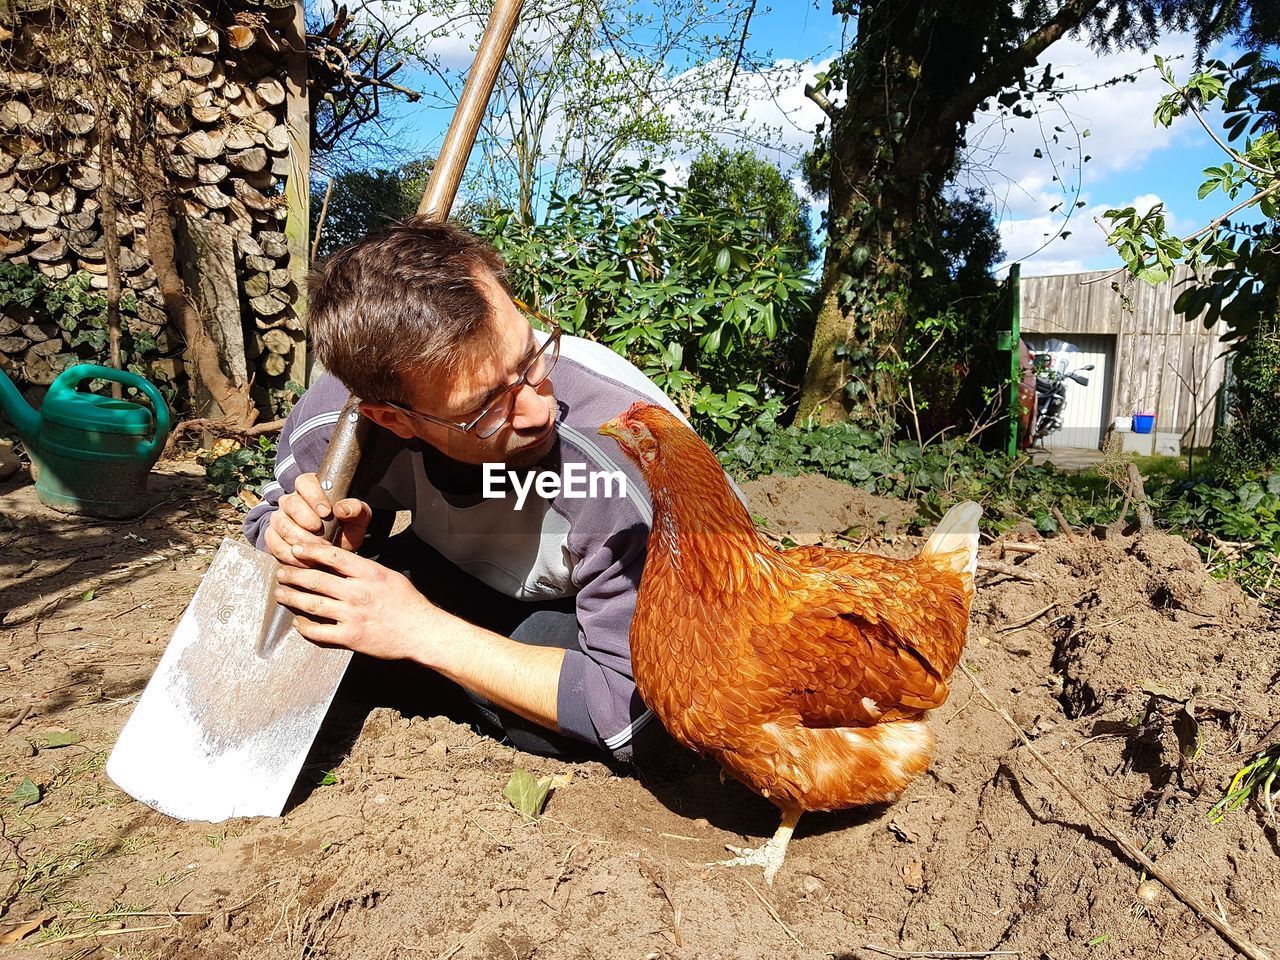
top-left (383, 299), bottom-right (563, 439)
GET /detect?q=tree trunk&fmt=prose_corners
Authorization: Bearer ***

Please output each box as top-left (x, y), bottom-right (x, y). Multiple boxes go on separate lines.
top-left (794, 58), bottom-right (935, 425)
top-left (138, 139), bottom-right (257, 428)
top-left (793, 0), bottom-right (1101, 425)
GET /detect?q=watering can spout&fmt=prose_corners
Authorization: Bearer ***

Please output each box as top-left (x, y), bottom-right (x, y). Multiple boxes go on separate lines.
top-left (0, 366), bottom-right (40, 446)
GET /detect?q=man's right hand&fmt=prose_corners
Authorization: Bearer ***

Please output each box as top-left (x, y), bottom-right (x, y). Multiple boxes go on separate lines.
top-left (264, 472), bottom-right (373, 567)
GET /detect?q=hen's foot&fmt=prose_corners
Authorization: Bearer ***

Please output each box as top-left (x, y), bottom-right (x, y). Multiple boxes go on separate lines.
top-left (708, 808), bottom-right (801, 885)
top-left (715, 840), bottom-right (789, 885)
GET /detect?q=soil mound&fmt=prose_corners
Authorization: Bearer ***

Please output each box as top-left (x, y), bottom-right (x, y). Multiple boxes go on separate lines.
top-left (1, 471), bottom-right (1277, 959)
top-left (740, 474), bottom-right (914, 545)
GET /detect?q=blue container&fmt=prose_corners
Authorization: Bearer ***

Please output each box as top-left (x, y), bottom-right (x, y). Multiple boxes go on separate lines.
top-left (1133, 413), bottom-right (1155, 434)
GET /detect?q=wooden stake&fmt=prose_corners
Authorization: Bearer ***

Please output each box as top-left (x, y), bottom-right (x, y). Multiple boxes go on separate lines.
top-left (283, 0), bottom-right (310, 386)
top-left (1050, 506), bottom-right (1076, 542)
top-left (1126, 463), bottom-right (1154, 532)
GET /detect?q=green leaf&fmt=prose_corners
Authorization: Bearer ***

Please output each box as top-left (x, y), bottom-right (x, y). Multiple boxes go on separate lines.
top-left (503, 768), bottom-right (552, 820)
top-left (39, 731), bottom-right (81, 748)
top-left (318, 769), bottom-right (339, 786)
top-left (81, 589), bottom-right (95, 602)
top-left (6, 777), bottom-right (40, 808)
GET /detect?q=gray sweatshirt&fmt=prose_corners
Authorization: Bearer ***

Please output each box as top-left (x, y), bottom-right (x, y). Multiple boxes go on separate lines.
top-left (243, 332), bottom-right (720, 759)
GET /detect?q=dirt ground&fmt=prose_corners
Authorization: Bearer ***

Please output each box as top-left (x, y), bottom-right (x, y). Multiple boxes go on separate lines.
top-left (1, 463), bottom-right (1278, 960)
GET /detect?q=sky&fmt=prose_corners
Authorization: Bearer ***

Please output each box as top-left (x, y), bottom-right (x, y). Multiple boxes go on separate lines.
top-left (368, 0), bottom-right (1253, 279)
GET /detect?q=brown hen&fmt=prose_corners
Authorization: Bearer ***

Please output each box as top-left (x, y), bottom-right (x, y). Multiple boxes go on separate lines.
top-left (599, 402), bottom-right (979, 884)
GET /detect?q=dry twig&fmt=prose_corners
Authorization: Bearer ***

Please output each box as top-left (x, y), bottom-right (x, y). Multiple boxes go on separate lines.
top-left (1050, 506), bottom-right (1076, 542)
top-left (977, 560), bottom-right (1040, 583)
top-left (5, 705), bottom-right (31, 733)
top-left (864, 947), bottom-right (1019, 959)
top-left (741, 878), bottom-right (802, 946)
top-left (999, 542), bottom-right (1043, 557)
top-left (997, 602), bottom-right (1058, 633)
top-left (959, 661), bottom-right (1272, 960)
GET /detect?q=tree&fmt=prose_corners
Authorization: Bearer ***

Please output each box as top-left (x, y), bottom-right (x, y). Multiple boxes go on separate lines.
top-left (793, 0), bottom-right (1271, 425)
top-left (304, 0), bottom-right (432, 172)
top-left (1104, 52), bottom-right (1280, 474)
top-left (311, 158), bottom-right (433, 259)
top-left (408, 0), bottom-right (776, 223)
top-left (686, 148), bottom-right (819, 266)
top-left (480, 162), bottom-right (813, 440)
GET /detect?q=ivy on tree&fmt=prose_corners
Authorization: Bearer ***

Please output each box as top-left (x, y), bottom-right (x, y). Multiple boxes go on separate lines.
top-left (793, 0), bottom-right (1273, 427)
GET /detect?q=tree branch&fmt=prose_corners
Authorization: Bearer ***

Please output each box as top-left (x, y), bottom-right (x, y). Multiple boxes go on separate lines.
top-left (805, 82), bottom-right (836, 119)
top-left (1181, 92), bottom-right (1275, 180)
top-left (723, 0), bottom-right (757, 109)
top-left (933, 0), bottom-right (1103, 135)
top-left (1184, 178), bottom-right (1280, 243)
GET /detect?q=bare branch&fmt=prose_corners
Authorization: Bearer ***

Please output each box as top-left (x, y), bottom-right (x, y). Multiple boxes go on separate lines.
top-left (804, 82), bottom-right (836, 119)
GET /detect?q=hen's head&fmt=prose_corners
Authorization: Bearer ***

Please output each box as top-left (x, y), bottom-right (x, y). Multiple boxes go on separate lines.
top-left (598, 402), bottom-right (702, 472)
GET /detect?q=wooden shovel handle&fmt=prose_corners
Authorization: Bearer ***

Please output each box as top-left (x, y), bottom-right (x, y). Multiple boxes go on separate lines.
top-left (316, 395), bottom-right (369, 542)
top-left (418, 0), bottom-right (523, 219)
top-left (314, 0), bottom-right (524, 501)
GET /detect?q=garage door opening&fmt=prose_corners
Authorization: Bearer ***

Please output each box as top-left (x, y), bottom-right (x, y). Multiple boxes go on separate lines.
top-left (1022, 332), bottom-right (1117, 450)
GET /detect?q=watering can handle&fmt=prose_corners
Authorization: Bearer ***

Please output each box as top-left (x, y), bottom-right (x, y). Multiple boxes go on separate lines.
top-left (58, 364), bottom-right (172, 460)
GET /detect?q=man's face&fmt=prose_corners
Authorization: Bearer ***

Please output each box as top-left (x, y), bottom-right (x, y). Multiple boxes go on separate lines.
top-left (360, 270), bottom-right (559, 468)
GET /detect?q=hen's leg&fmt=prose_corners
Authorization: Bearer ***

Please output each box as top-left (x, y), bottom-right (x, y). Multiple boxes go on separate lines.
top-left (713, 807), bottom-right (801, 885)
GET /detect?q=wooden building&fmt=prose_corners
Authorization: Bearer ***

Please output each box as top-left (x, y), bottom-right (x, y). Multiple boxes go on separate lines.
top-left (1018, 264), bottom-right (1230, 453)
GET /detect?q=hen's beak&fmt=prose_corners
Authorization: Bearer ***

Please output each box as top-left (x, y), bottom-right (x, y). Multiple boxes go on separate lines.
top-left (598, 417), bottom-right (626, 444)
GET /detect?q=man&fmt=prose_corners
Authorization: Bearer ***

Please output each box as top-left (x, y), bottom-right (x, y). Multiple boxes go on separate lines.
top-left (244, 217), bottom-right (704, 762)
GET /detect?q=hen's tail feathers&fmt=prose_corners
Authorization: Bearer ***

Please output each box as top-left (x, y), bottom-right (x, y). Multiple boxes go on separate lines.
top-left (919, 501), bottom-right (982, 585)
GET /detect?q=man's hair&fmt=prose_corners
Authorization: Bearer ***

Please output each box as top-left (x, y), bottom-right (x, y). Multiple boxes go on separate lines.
top-left (307, 217), bottom-right (508, 405)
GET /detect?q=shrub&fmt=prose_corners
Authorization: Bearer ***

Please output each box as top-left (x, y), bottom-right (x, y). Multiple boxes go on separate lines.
top-left (479, 162), bottom-right (814, 442)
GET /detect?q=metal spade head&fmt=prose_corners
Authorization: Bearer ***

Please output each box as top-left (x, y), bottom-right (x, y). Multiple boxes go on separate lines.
top-left (107, 537), bottom-right (351, 822)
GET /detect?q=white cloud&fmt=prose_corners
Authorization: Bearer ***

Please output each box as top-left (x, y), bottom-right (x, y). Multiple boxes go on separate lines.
top-left (998, 192), bottom-right (1187, 277)
top-left (613, 56), bottom-right (831, 180)
top-left (959, 31), bottom-right (1223, 273)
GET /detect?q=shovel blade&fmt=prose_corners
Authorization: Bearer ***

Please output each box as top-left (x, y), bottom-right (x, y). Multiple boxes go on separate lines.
top-left (107, 537), bottom-right (351, 822)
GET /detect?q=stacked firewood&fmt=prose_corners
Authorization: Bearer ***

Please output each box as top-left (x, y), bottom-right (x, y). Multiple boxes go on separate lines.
top-left (0, 0), bottom-right (302, 390)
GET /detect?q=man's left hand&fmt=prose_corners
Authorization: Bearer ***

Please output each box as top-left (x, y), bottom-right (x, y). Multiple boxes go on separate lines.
top-left (275, 543), bottom-right (451, 663)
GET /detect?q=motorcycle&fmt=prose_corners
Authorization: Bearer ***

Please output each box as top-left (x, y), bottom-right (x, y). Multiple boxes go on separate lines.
top-left (1028, 338), bottom-right (1094, 445)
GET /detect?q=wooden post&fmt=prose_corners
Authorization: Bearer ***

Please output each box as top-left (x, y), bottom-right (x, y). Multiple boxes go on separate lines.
top-left (1007, 263), bottom-right (1022, 458)
top-left (283, 0), bottom-right (311, 385)
top-left (995, 263), bottom-right (1022, 458)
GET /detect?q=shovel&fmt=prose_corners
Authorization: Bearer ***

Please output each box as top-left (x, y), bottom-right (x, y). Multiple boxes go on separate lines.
top-left (107, 0), bottom-right (525, 822)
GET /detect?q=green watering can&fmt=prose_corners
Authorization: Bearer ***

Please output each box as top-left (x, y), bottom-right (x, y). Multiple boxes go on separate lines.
top-left (0, 363), bottom-right (171, 518)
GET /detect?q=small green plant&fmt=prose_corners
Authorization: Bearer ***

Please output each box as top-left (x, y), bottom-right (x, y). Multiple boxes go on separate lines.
top-left (1163, 474), bottom-right (1280, 600)
top-left (1209, 742), bottom-right (1280, 824)
top-left (204, 435), bottom-right (278, 509)
top-left (0, 262), bottom-right (178, 404)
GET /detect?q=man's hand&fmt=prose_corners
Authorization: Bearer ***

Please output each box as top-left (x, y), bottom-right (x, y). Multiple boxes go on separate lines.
top-left (264, 472), bottom-right (372, 568)
top-left (275, 542), bottom-right (449, 662)
top-left (278, 543), bottom-right (566, 730)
